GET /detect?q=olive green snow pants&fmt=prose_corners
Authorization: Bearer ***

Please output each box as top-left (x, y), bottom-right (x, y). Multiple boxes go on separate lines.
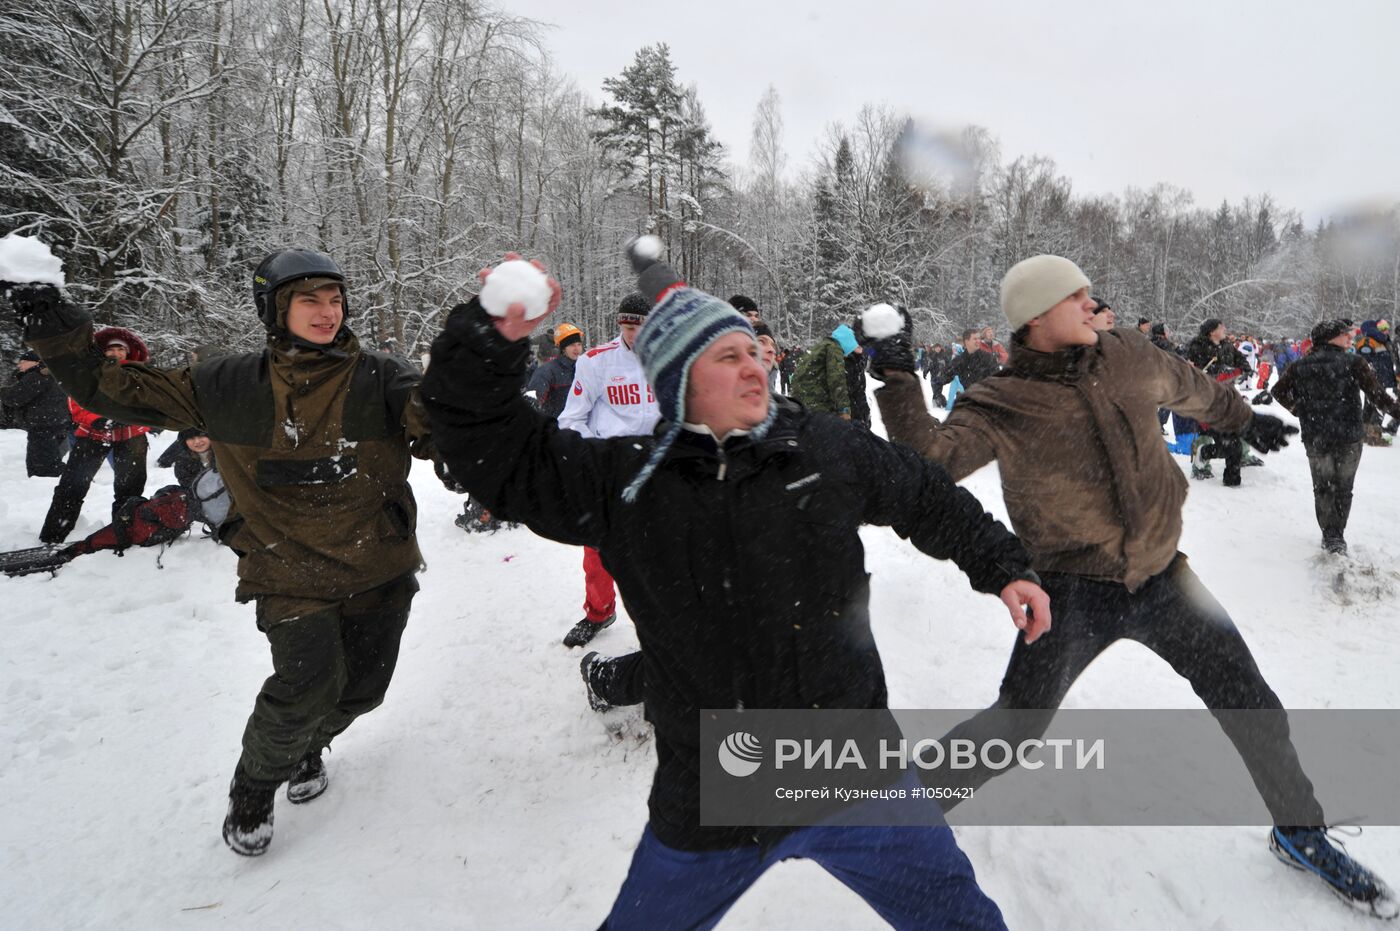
top-left (238, 573), bottom-right (418, 783)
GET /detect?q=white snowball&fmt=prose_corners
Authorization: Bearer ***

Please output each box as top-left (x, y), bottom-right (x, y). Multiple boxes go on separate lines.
top-left (0, 234), bottom-right (65, 287)
top-left (862, 302), bottom-right (903, 339)
top-left (632, 234), bottom-right (663, 261)
top-left (480, 259), bottom-right (551, 320)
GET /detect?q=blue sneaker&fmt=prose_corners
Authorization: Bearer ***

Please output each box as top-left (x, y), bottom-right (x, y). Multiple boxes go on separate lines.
top-left (1270, 827), bottom-right (1398, 919)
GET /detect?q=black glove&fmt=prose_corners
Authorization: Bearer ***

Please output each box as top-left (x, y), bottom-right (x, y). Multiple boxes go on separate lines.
top-left (90, 418), bottom-right (116, 433)
top-left (433, 456), bottom-right (468, 494)
top-left (861, 304), bottom-right (917, 378)
top-left (1239, 412), bottom-right (1297, 453)
top-left (2, 282), bottom-right (89, 340)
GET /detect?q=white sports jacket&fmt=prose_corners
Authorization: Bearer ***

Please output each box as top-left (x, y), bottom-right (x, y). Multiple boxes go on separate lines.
top-left (557, 334), bottom-right (661, 439)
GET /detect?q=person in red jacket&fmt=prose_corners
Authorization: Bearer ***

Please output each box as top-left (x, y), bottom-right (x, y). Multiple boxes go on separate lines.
top-left (39, 327), bottom-right (152, 543)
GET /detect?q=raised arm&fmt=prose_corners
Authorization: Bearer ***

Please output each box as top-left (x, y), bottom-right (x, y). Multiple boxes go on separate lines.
top-left (421, 266), bottom-right (638, 547)
top-left (10, 284), bottom-right (202, 430)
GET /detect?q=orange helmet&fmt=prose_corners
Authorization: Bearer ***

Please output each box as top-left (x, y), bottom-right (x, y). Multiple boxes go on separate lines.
top-left (554, 323), bottom-right (583, 347)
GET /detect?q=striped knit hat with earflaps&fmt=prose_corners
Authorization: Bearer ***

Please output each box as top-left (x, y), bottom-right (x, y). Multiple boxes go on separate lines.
top-left (621, 239), bottom-right (768, 502)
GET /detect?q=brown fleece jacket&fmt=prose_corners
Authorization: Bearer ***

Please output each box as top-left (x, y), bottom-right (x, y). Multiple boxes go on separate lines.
top-left (876, 329), bottom-right (1253, 591)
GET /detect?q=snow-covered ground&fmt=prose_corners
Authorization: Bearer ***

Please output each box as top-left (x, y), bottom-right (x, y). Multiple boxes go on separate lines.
top-left (3, 377), bottom-right (1399, 930)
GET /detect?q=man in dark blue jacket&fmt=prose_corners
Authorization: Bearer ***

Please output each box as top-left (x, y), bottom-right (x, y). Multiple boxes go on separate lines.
top-left (525, 322), bottom-right (582, 420)
top-left (422, 247), bottom-right (1049, 930)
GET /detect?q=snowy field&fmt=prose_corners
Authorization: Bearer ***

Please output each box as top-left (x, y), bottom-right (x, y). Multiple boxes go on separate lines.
top-left (3, 377), bottom-right (1400, 930)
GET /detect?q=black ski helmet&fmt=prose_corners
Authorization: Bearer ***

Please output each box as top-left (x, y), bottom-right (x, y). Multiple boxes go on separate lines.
top-left (252, 249), bottom-right (347, 330)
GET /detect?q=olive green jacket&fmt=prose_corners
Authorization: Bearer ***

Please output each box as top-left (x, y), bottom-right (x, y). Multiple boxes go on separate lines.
top-left (29, 320), bottom-right (433, 601)
top-left (788, 337), bottom-right (850, 415)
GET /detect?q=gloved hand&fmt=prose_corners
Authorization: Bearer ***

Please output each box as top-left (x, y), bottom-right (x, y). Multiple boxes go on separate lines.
top-left (859, 303), bottom-right (916, 378)
top-left (433, 457), bottom-right (468, 494)
top-left (1240, 412), bottom-right (1297, 453)
top-left (90, 418), bottom-right (116, 433)
top-left (2, 282), bottom-right (88, 339)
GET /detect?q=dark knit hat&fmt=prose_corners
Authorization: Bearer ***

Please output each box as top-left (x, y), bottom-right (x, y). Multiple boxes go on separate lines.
top-left (1150, 322), bottom-right (1167, 338)
top-left (753, 322), bottom-right (774, 341)
top-left (19, 349), bottom-right (41, 362)
top-left (728, 294), bottom-right (759, 315)
top-left (1310, 319), bottom-right (1354, 346)
top-left (1091, 299), bottom-right (1111, 314)
top-left (617, 292), bottom-right (651, 324)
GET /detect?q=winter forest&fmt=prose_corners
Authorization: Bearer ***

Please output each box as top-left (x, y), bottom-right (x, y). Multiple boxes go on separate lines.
top-left (2, 0), bottom-right (1399, 364)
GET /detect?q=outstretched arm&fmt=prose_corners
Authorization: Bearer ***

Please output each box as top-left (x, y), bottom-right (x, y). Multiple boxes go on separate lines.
top-left (848, 424), bottom-right (1049, 643)
top-left (1353, 356), bottom-right (1400, 420)
top-left (7, 283), bottom-right (201, 430)
top-left (421, 259), bottom-right (636, 547)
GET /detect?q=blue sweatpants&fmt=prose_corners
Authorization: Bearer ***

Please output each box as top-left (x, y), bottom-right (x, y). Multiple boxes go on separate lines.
top-left (600, 822), bottom-right (1006, 930)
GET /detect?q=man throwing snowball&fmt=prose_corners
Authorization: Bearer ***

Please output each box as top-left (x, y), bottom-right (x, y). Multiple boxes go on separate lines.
top-left (861, 254), bottom-right (1396, 919)
top-left (5, 244), bottom-right (436, 858)
top-left (421, 242), bottom-right (1049, 929)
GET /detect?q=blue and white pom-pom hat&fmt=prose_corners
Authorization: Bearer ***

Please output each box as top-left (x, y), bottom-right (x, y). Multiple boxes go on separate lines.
top-left (622, 235), bottom-right (760, 501)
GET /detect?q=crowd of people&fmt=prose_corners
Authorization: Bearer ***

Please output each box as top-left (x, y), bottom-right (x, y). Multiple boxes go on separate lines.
top-left (3, 237), bottom-right (1399, 926)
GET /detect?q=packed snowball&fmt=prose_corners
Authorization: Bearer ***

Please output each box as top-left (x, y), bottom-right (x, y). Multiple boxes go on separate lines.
top-left (0, 234), bottom-right (65, 287)
top-left (861, 302), bottom-right (903, 339)
top-left (631, 234), bottom-right (663, 262)
top-left (480, 259), bottom-right (551, 320)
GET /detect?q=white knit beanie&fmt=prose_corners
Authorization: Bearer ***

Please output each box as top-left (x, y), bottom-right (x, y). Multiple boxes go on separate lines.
top-left (1000, 255), bottom-right (1091, 331)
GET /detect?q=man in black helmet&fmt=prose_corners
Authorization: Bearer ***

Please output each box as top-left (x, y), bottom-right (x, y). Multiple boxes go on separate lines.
top-left (5, 247), bottom-right (436, 857)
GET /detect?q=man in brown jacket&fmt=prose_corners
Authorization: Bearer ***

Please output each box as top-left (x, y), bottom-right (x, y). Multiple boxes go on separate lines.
top-left (860, 254), bottom-right (1395, 918)
top-left (7, 249), bottom-right (435, 858)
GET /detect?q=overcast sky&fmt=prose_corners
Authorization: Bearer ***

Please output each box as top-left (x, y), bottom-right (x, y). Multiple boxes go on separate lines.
top-left (505, 0), bottom-right (1398, 224)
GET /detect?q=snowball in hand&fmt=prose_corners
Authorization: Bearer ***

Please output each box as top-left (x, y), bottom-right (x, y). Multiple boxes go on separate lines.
top-left (631, 235), bottom-right (663, 262)
top-left (480, 259), bottom-right (551, 320)
top-left (862, 303), bottom-right (904, 340)
top-left (0, 234), bottom-right (65, 287)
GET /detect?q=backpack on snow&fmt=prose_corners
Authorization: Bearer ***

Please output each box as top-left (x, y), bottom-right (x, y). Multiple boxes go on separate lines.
top-left (66, 485), bottom-right (192, 557)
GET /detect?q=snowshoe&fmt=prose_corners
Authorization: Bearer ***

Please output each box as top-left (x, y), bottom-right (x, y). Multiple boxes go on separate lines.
top-left (563, 614), bottom-right (615, 648)
top-left (1323, 535), bottom-right (1349, 556)
top-left (1191, 464), bottom-right (1214, 480)
top-left (1252, 389), bottom-right (1274, 405)
top-left (222, 768), bottom-right (277, 856)
top-left (0, 544), bottom-right (75, 577)
top-left (286, 751), bottom-right (328, 804)
top-left (1271, 827), bottom-right (1400, 919)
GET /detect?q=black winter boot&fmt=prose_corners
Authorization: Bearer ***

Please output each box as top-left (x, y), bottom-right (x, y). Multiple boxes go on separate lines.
top-left (581, 652), bottom-right (613, 712)
top-left (222, 766), bottom-right (278, 856)
top-left (287, 750), bottom-right (328, 804)
top-left (563, 614), bottom-right (615, 648)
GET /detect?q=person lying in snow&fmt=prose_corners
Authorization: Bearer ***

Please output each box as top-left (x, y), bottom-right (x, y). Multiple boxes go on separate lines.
top-left (0, 427), bottom-right (229, 577)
